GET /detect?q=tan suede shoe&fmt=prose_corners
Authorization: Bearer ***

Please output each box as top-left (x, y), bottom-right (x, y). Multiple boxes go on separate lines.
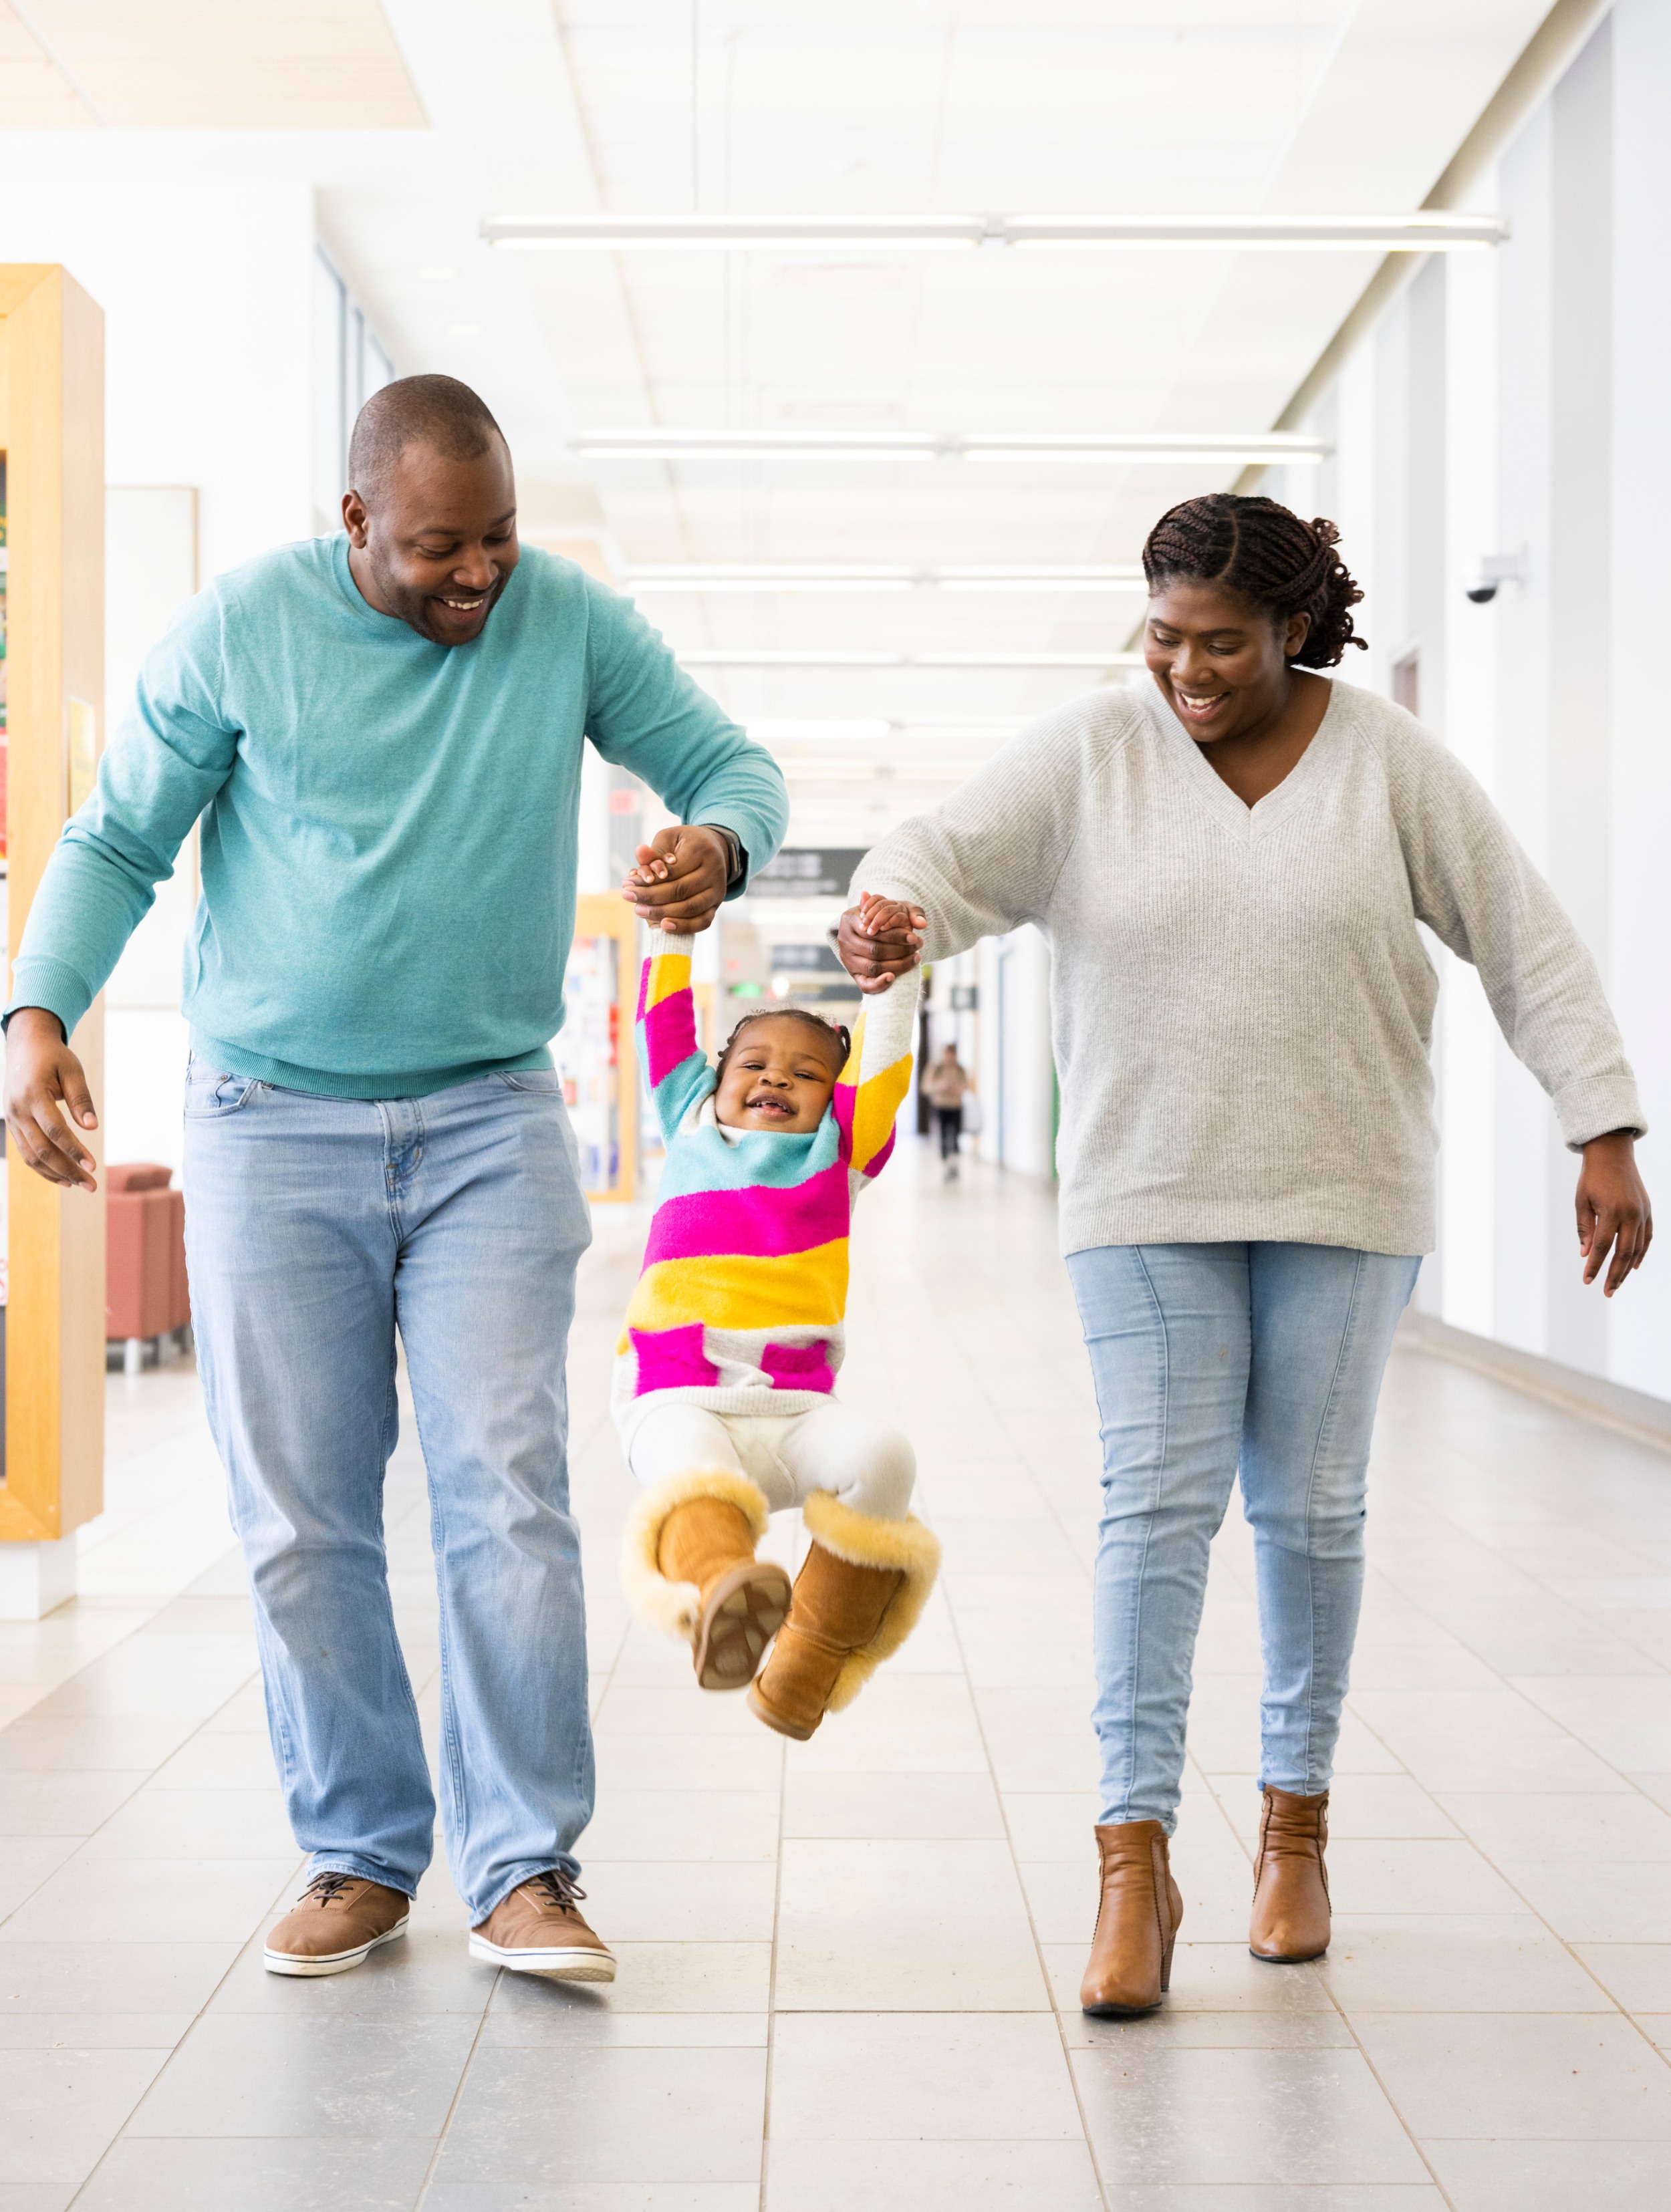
top-left (263, 1872), bottom-right (410, 1977)
top-left (469, 1870), bottom-right (616, 1981)
top-left (1249, 1786), bottom-right (1331, 1962)
top-left (1079, 1820), bottom-right (1184, 2016)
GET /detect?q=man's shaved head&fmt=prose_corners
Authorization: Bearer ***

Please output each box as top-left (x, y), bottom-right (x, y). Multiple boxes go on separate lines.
top-left (341, 376), bottom-right (519, 647)
top-left (348, 374), bottom-right (505, 501)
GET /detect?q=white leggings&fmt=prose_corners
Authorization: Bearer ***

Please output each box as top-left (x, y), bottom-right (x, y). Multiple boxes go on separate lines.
top-left (628, 1398), bottom-right (916, 1523)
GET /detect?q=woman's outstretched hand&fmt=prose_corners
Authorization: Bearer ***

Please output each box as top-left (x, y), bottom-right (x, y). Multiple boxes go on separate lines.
top-left (838, 893), bottom-right (926, 994)
top-left (1576, 1131), bottom-right (1652, 1296)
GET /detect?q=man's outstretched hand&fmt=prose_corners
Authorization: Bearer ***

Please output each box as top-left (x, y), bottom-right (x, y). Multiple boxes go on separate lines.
top-left (1576, 1130), bottom-right (1652, 1296)
top-left (837, 892), bottom-right (926, 994)
top-left (621, 825), bottom-right (732, 934)
top-left (4, 1006), bottom-right (99, 1190)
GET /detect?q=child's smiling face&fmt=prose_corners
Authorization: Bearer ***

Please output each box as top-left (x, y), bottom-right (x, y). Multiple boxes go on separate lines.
top-left (714, 1015), bottom-right (844, 1134)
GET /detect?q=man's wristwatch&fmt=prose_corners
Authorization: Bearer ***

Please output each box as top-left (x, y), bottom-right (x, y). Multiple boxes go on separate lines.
top-left (698, 823), bottom-right (747, 889)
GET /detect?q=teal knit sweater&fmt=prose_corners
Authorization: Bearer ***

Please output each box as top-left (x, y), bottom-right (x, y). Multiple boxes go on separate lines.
top-left (5, 538), bottom-right (787, 1097)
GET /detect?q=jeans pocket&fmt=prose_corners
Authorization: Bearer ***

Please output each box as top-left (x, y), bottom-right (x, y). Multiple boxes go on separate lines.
top-left (495, 1069), bottom-right (562, 1095)
top-left (183, 1071), bottom-right (263, 1117)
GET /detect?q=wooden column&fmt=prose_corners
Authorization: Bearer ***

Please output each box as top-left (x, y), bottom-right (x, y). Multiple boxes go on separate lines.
top-left (1, 265), bottom-right (106, 1542)
top-left (567, 893), bottom-right (639, 1204)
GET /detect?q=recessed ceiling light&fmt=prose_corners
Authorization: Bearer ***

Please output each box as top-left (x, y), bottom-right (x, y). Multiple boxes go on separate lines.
top-left (483, 212), bottom-right (1505, 253)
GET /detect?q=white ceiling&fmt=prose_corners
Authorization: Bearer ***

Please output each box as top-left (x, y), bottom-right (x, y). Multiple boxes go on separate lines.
top-left (392, 0), bottom-right (1548, 841)
top-left (0, 0), bottom-right (1555, 843)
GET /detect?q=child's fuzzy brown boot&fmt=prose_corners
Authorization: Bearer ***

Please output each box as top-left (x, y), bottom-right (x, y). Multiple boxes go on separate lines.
top-left (747, 1492), bottom-right (940, 1740)
top-left (622, 1471), bottom-right (791, 1690)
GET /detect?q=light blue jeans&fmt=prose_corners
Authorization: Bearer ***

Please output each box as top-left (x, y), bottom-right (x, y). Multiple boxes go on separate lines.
top-left (1067, 1242), bottom-right (1420, 1832)
top-left (181, 1059), bottom-right (594, 1921)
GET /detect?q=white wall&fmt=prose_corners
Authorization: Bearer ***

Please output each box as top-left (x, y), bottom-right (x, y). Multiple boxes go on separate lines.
top-left (973, 926), bottom-right (1055, 1182)
top-left (0, 170), bottom-right (321, 1169)
top-left (0, 174), bottom-right (316, 583)
top-left (1263, 0), bottom-right (1668, 1403)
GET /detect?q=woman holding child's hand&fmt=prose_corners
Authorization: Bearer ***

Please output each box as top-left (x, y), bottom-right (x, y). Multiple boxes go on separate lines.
top-left (838, 492), bottom-right (1650, 2020)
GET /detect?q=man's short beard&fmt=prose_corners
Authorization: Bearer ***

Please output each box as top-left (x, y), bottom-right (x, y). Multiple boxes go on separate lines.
top-left (376, 558), bottom-right (505, 646)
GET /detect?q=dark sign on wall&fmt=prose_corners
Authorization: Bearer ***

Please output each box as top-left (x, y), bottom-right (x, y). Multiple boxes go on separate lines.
top-left (749, 847), bottom-right (867, 900)
top-left (770, 944), bottom-right (844, 974)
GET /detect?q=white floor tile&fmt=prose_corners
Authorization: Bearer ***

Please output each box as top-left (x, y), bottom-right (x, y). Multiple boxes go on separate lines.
top-left (4, 1149), bottom-right (1670, 2199)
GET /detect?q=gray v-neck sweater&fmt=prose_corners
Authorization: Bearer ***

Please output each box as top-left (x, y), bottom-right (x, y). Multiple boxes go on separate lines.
top-left (857, 676), bottom-right (1644, 1258)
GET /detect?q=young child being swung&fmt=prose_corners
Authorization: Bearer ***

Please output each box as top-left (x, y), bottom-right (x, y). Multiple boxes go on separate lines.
top-left (616, 893), bottom-right (938, 1739)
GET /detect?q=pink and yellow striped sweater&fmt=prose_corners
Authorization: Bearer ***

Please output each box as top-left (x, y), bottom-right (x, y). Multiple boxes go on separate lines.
top-left (612, 932), bottom-right (919, 1437)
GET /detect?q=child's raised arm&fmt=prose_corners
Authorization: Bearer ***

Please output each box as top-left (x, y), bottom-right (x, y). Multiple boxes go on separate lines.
top-left (635, 930), bottom-right (715, 1139)
top-left (836, 897), bottom-right (924, 1188)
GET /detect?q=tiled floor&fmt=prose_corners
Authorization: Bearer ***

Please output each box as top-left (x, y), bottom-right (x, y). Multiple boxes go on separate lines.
top-left (4, 1143), bottom-right (1671, 2208)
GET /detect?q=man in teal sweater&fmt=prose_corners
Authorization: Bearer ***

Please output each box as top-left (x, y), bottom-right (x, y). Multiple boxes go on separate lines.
top-left (2, 377), bottom-right (787, 1981)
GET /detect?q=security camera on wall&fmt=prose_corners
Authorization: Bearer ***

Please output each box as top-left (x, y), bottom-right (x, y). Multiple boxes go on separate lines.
top-left (1466, 552), bottom-right (1525, 605)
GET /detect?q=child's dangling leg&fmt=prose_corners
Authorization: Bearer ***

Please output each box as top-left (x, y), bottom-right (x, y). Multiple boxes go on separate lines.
top-left (747, 1403), bottom-right (940, 1741)
top-left (620, 1406), bottom-right (791, 1691)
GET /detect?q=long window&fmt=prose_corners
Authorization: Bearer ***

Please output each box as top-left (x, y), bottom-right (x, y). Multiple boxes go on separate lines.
top-left (312, 247), bottom-right (396, 531)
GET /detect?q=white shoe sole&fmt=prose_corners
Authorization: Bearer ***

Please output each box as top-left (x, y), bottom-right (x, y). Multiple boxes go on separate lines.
top-left (263, 1915), bottom-right (410, 1977)
top-left (468, 1932), bottom-right (617, 1981)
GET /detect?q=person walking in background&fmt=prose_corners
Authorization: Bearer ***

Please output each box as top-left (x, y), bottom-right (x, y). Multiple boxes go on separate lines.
top-left (3, 376), bottom-right (787, 1985)
top-left (838, 491), bottom-right (1650, 2019)
top-left (922, 1041), bottom-right (974, 1178)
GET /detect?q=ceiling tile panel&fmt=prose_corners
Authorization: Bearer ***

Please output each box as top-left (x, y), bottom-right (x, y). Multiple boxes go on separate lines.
top-left (25, 0), bottom-right (427, 127)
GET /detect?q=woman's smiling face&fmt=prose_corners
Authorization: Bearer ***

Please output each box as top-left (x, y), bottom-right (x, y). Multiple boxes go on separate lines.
top-left (1144, 579), bottom-right (1310, 746)
top-left (714, 1016), bottom-right (844, 1134)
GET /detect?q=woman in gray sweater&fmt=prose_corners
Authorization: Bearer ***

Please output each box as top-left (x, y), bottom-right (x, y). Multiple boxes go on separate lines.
top-left (840, 493), bottom-right (1652, 2017)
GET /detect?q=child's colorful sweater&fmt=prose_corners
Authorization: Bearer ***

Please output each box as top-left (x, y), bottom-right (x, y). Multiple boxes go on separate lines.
top-left (612, 931), bottom-right (919, 1436)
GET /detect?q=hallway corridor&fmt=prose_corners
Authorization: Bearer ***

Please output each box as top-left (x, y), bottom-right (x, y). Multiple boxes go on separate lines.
top-left (4, 1146), bottom-right (1671, 2208)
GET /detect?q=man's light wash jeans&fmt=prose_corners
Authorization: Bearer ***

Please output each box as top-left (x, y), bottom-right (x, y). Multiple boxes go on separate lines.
top-left (182, 1059), bottom-right (594, 1921)
top-left (1067, 1242), bottom-right (1420, 1832)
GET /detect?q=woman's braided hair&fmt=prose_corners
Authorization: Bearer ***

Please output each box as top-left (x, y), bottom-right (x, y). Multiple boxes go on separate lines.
top-left (1141, 493), bottom-right (1367, 668)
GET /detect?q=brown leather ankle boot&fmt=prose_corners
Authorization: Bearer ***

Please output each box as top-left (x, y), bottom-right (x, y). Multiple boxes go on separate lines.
top-left (1249, 1786), bottom-right (1330, 1962)
top-left (1079, 1820), bottom-right (1183, 2016)
top-left (656, 1494), bottom-right (791, 1691)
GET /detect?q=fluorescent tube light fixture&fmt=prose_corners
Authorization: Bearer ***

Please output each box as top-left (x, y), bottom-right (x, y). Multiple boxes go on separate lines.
top-left (484, 213), bottom-right (1505, 253)
top-left (680, 650), bottom-right (1142, 670)
top-left (745, 719), bottom-right (1023, 742)
top-left (630, 564), bottom-right (1145, 593)
top-left (745, 719), bottom-right (895, 742)
top-left (580, 431), bottom-right (1327, 466)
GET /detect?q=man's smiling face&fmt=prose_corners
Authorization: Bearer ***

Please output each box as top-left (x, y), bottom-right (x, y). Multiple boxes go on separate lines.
top-left (343, 436), bottom-right (520, 648)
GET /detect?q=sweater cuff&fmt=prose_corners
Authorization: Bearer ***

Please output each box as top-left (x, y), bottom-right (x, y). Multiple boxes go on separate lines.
top-left (3, 956), bottom-right (96, 1044)
top-left (1553, 1077), bottom-right (1648, 1151)
top-left (849, 867), bottom-right (952, 962)
top-left (693, 812), bottom-right (757, 900)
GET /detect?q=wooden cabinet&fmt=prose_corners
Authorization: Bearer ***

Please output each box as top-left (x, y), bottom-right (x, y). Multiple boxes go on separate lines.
top-left (1, 265), bottom-right (106, 1546)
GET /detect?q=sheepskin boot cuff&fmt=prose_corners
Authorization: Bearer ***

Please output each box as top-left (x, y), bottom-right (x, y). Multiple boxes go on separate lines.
top-left (620, 1469), bottom-right (773, 1643)
top-left (747, 1496), bottom-right (940, 1739)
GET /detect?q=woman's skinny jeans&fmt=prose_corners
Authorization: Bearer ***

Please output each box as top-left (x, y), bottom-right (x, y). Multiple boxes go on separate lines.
top-left (1067, 1241), bottom-right (1419, 1832)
